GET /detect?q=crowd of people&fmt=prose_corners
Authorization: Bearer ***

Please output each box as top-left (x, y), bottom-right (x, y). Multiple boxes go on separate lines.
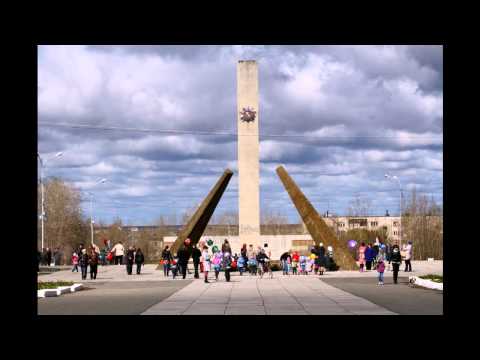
top-left (356, 238), bottom-right (414, 285)
top-left (159, 239), bottom-right (340, 282)
top-left (69, 242), bottom-right (145, 280)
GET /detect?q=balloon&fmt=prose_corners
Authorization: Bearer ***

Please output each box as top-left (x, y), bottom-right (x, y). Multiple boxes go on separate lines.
top-left (348, 240), bottom-right (357, 248)
top-left (207, 239), bottom-right (213, 246)
top-left (212, 245), bottom-right (219, 253)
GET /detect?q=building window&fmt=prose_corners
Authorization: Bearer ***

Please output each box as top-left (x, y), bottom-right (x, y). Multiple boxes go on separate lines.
top-left (393, 222), bottom-right (399, 227)
top-left (370, 221), bottom-right (378, 227)
top-left (338, 222), bottom-right (345, 228)
top-left (393, 231), bottom-right (398, 235)
top-left (348, 218), bottom-right (368, 227)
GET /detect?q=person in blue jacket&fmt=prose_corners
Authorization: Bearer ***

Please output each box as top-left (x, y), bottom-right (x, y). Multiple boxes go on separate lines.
top-left (365, 243), bottom-right (375, 271)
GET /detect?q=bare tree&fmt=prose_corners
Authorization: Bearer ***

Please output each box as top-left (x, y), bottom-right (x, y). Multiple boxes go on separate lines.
top-left (347, 194), bottom-right (372, 216)
top-left (402, 188), bottom-right (443, 260)
top-left (38, 177), bottom-right (89, 263)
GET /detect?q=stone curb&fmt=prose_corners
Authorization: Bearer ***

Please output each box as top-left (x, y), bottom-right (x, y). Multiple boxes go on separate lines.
top-left (38, 283), bottom-right (84, 298)
top-left (408, 276), bottom-right (443, 291)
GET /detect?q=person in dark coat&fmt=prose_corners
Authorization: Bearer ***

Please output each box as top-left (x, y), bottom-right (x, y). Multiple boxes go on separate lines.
top-left (192, 245), bottom-right (202, 279)
top-left (37, 251), bottom-right (41, 272)
top-left (46, 248), bottom-right (52, 266)
top-left (135, 248), bottom-right (145, 274)
top-left (79, 249), bottom-right (89, 280)
top-left (161, 246), bottom-right (173, 276)
top-left (125, 247), bottom-right (135, 275)
top-left (365, 244), bottom-right (375, 270)
top-left (177, 239), bottom-right (192, 279)
top-left (54, 248), bottom-right (62, 266)
top-left (89, 248), bottom-right (99, 280)
top-left (390, 244), bottom-right (402, 284)
top-left (318, 243), bottom-right (327, 275)
top-left (280, 251), bottom-right (291, 275)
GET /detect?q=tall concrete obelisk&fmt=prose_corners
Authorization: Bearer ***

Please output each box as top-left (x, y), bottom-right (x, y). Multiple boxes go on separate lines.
top-left (237, 60), bottom-right (260, 247)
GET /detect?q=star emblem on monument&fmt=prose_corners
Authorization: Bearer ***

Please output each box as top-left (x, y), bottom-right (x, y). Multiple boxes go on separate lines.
top-left (240, 107), bottom-right (256, 123)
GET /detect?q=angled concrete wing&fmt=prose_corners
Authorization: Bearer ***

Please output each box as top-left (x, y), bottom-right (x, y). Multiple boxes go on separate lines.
top-left (276, 166), bottom-right (357, 270)
top-left (170, 169), bottom-right (233, 254)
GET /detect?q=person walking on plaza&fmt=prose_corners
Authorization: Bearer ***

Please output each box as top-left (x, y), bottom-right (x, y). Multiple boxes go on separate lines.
top-left (71, 252), bottom-right (79, 272)
top-left (403, 241), bottom-right (413, 272)
top-left (237, 254), bottom-right (246, 276)
top-left (135, 248), bottom-right (145, 275)
top-left (79, 249), bottom-right (89, 280)
top-left (280, 251), bottom-right (291, 275)
top-left (291, 251), bottom-right (299, 275)
top-left (390, 244), bottom-right (402, 284)
top-left (192, 244), bottom-right (202, 279)
top-left (161, 245), bottom-right (173, 276)
top-left (357, 242), bottom-right (366, 272)
top-left (178, 239), bottom-right (192, 280)
top-left (89, 247), bottom-right (99, 280)
top-left (112, 241), bottom-right (125, 265)
top-left (125, 246), bottom-right (135, 275)
top-left (99, 248), bottom-right (106, 266)
top-left (376, 255), bottom-right (386, 285)
top-left (201, 245), bottom-right (211, 283)
top-left (212, 249), bottom-right (223, 281)
top-left (365, 243), bottom-right (375, 271)
top-left (223, 251), bottom-right (232, 282)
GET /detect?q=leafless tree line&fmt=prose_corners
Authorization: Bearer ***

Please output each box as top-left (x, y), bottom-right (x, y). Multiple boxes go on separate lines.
top-left (402, 188), bottom-right (443, 260)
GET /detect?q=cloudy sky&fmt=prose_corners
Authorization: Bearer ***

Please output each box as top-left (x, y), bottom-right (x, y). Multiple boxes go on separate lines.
top-left (38, 45), bottom-right (443, 225)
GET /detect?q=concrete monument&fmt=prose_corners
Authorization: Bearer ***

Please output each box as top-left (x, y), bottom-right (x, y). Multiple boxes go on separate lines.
top-left (170, 169), bottom-right (233, 254)
top-left (276, 166), bottom-right (357, 270)
top-left (237, 60), bottom-right (260, 247)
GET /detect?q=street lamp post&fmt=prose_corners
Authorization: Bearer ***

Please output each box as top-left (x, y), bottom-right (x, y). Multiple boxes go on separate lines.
top-left (37, 152), bottom-right (63, 251)
top-left (86, 178), bottom-right (107, 247)
top-left (385, 174), bottom-right (403, 248)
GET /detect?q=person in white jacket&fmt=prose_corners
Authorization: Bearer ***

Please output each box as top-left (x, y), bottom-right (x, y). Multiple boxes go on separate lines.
top-left (403, 241), bottom-right (413, 272)
top-left (112, 242), bottom-right (125, 265)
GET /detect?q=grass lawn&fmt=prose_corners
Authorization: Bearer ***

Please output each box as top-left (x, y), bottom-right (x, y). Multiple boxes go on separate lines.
top-left (419, 274), bottom-right (443, 283)
top-left (38, 281), bottom-right (74, 290)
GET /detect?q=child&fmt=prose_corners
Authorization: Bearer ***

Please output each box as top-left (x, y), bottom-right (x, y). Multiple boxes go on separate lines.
top-left (247, 257), bottom-right (257, 276)
top-left (237, 255), bottom-right (245, 276)
top-left (292, 251), bottom-right (299, 275)
top-left (201, 245), bottom-right (211, 283)
top-left (299, 255), bottom-right (307, 275)
top-left (170, 257), bottom-right (179, 279)
top-left (377, 256), bottom-right (386, 285)
top-left (212, 250), bottom-right (223, 281)
top-left (71, 252), bottom-right (79, 272)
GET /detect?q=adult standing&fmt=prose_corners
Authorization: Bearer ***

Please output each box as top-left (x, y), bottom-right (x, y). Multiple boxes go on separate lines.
top-left (385, 243), bottom-right (392, 271)
top-left (357, 242), bottom-right (367, 272)
top-left (280, 251), bottom-right (291, 275)
top-left (404, 241), bottom-right (413, 272)
top-left (46, 248), bottom-right (52, 266)
top-left (125, 246), bottom-right (135, 275)
top-left (161, 246), bottom-right (173, 277)
top-left (192, 244), bottom-right (202, 279)
top-left (89, 248), bottom-right (99, 280)
top-left (365, 243), bottom-right (375, 271)
top-left (79, 248), bottom-right (89, 280)
top-left (240, 243), bottom-right (248, 264)
top-left (390, 244), bottom-right (402, 284)
top-left (135, 248), bottom-right (145, 275)
top-left (318, 243), bottom-right (326, 275)
top-left (37, 250), bottom-right (41, 272)
top-left (177, 239), bottom-right (192, 280)
top-left (112, 242), bottom-right (125, 265)
top-left (221, 239), bottom-right (232, 254)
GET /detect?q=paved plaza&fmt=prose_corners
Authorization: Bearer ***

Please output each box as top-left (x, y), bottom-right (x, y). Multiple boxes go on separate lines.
top-left (38, 261), bottom-right (442, 315)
